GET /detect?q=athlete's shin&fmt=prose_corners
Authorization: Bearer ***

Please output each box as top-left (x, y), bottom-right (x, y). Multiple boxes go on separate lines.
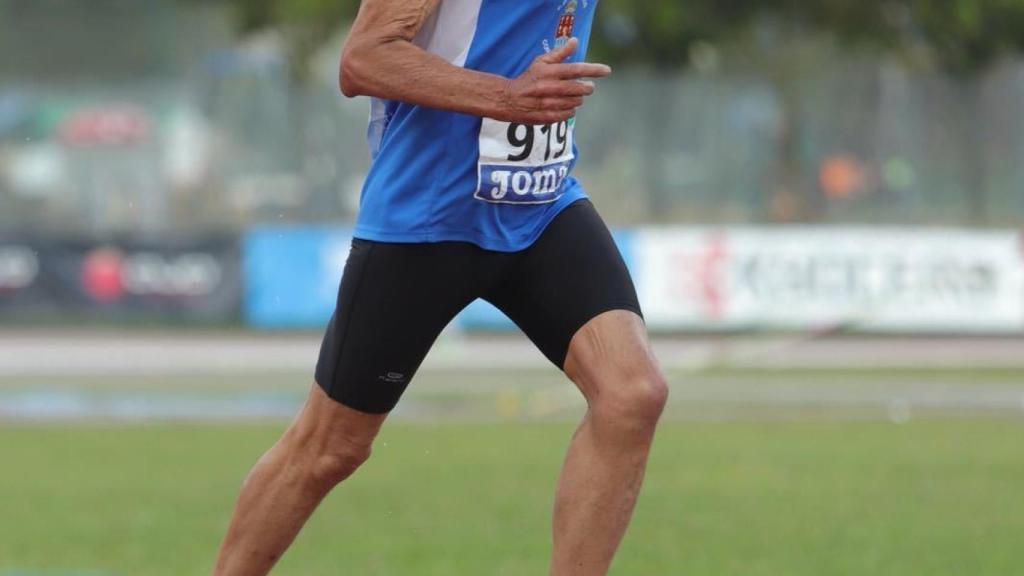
top-left (213, 385), bottom-right (384, 576)
top-left (550, 383), bottom-right (666, 576)
top-left (551, 311), bottom-right (668, 576)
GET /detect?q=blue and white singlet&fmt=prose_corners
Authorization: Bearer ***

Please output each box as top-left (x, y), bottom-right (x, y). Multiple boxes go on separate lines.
top-left (353, 0), bottom-right (598, 251)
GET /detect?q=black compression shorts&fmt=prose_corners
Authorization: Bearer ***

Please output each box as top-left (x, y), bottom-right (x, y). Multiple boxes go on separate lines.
top-left (314, 199), bottom-right (642, 414)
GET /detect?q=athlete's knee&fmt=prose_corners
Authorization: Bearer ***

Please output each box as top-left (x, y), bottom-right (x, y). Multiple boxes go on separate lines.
top-left (306, 440), bottom-right (372, 489)
top-left (605, 371), bottom-right (668, 427)
top-left (281, 426), bottom-right (374, 492)
top-left (582, 363), bottom-right (668, 430)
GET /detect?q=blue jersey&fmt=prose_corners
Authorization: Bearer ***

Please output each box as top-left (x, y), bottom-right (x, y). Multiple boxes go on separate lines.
top-left (353, 0), bottom-right (598, 252)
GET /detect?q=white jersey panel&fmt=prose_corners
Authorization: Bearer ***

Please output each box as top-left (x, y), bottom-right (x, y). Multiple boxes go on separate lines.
top-left (413, 0), bottom-right (484, 67)
top-left (370, 0), bottom-right (483, 157)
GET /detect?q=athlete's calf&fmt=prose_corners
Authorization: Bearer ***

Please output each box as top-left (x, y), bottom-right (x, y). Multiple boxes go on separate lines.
top-left (213, 385), bottom-right (385, 576)
top-left (551, 310), bottom-right (669, 576)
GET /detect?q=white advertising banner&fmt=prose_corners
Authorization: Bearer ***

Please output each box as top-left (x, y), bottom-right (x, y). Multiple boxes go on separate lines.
top-left (635, 227), bottom-right (1024, 333)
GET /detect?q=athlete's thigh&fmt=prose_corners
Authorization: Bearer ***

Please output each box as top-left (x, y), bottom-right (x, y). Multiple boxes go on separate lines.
top-left (484, 199), bottom-right (642, 369)
top-left (315, 239), bottom-right (488, 414)
top-left (562, 309), bottom-right (658, 401)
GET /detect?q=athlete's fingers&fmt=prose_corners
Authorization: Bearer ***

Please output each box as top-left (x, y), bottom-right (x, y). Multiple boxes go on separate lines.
top-left (536, 109), bottom-right (574, 124)
top-left (538, 37), bottom-right (578, 64)
top-left (540, 96), bottom-right (584, 110)
top-left (532, 79), bottom-right (594, 97)
top-left (558, 109), bottom-right (577, 122)
top-left (552, 80), bottom-right (594, 97)
top-left (540, 91), bottom-right (585, 107)
top-left (529, 80), bottom-right (569, 97)
top-left (551, 62), bottom-right (612, 79)
top-left (520, 104), bottom-right (574, 124)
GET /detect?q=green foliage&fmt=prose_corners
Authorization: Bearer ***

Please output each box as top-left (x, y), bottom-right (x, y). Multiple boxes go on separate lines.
top-left (592, 0), bottom-right (1024, 73)
top-left (234, 0), bottom-right (358, 34)
top-left (587, 0), bottom-right (753, 68)
top-left (231, 0), bottom-right (359, 79)
top-left (218, 0), bottom-right (1024, 75)
top-left (904, 0), bottom-right (1024, 73)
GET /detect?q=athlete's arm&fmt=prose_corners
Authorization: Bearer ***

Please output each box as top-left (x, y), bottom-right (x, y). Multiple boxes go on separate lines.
top-left (339, 0), bottom-right (610, 125)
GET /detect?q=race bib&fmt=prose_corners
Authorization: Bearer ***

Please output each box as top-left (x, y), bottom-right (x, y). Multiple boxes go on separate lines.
top-left (475, 118), bottom-right (575, 204)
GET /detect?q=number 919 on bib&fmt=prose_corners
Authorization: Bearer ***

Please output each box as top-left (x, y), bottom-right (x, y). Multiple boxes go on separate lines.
top-left (475, 118), bottom-right (576, 204)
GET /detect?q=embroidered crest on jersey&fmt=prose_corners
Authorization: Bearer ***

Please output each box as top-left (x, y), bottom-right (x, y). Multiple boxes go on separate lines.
top-left (554, 0), bottom-right (577, 48)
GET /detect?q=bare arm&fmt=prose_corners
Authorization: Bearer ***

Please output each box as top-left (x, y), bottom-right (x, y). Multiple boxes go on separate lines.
top-left (340, 0), bottom-right (610, 125)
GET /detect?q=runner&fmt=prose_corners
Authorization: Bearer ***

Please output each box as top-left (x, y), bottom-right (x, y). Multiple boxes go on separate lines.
top-left (213, 1), bottom-right (668, 574)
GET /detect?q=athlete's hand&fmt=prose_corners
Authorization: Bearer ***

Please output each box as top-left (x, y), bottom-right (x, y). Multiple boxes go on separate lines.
top-left (498, 37), bottom-right (611, 125)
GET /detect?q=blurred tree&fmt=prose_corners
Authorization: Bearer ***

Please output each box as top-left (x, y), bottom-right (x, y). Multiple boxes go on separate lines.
top-left (894, 1), bottom-right (1024, 222)
top-left (903, 0), bottom-right (1024, 74)
top-left (229, 0), bottom-right (359, 80)
top-left (591, 1), bottom-right (1024, 73)
top-left (208, 0), bottom-right (1024, 79)
top-left (591, 0), bottom-right (1024, 222)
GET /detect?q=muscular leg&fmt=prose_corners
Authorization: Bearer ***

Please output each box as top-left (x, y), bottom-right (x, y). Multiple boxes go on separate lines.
top-left (549, 310), bottom-right (669, 576)
top-left (213, 384), bottom-right (385, 576)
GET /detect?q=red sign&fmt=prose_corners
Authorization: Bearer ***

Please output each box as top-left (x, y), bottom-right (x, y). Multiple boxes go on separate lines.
top-left (59, 106), bottom-right (150, 146)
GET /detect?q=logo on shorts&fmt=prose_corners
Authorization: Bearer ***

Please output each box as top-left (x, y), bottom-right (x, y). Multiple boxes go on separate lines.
top-left (378, 371), bottom-right (406, 384)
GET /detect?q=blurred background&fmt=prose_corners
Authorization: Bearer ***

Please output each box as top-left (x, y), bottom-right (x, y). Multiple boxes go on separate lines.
top-left (1, 1), bottom-right (1023, 575)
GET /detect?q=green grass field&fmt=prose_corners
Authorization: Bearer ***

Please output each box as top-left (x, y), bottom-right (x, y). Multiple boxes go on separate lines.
top-left (2, 419), bottom-right (1022, 575)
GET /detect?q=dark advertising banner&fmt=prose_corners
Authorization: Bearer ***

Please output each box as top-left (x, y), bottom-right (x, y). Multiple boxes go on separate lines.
top-left (0, 234), bottom-right (241, 324)
top-left (0, 237), bottom-right (53, 320)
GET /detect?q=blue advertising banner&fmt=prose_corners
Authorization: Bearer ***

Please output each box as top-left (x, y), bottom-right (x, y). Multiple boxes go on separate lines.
top-left (457, 229), bottom-right (637, 330)
top-left (243, 226), bottom-right (353, 328)
top-left (457, 299), bottom-right (514, 331)
top-left (243, 226), bottom-right (636, 330)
